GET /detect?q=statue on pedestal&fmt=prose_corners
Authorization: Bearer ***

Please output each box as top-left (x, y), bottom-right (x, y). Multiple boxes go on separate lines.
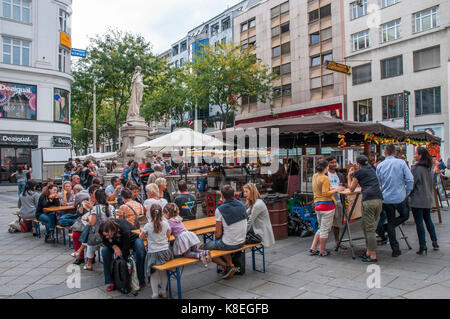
top-left (127, 66), bottom-right (148, 121)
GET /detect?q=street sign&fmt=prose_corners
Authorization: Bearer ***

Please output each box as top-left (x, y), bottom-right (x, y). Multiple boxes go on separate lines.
top-left (327, 61), bottom-right (351, 75)
top-left (71, 48), bottom-right (87, 58)
top-left (403, 90), bottom-right (411, 131)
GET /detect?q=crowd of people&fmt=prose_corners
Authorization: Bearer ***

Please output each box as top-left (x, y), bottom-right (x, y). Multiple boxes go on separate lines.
top-left (310, 144), bottom-right (441, 263)
top-left (13, 155), bottom-right (276, 298)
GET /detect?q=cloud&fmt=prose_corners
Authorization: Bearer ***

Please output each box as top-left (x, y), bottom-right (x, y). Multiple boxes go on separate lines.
top-left (72, 0), bottom-right (242, 54)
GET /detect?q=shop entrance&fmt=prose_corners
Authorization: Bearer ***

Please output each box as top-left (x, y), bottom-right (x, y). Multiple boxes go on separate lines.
top-left (0, 147), bottom-right (33, 183)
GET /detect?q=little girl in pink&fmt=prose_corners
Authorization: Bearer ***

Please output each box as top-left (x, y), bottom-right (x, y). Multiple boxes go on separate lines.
top-left (163, 203), bottom-right (211, 266)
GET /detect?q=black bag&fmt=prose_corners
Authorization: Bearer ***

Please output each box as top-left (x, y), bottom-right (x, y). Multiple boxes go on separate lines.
top-left (246, 229), bottom-right (262, 245)
top-left (111, 257), bottom-right (131, 294)
top-left (232, 251), bottom-right (246, 276)
top-left (80, 169), bottom-right (89, 188)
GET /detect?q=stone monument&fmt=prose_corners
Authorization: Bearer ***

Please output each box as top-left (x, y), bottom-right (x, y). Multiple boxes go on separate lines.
top-left (118, 66), bottom-right (150, 165)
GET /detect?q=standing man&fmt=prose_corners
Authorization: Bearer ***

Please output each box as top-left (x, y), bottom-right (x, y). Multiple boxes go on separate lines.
top-left (326, 156), bottom-right (347, 250)
top-left (376, 144), bottom-right (414, 257)
top-left (64, 158), bottom-right (75, 182)
top-left (82, 160), bottom-right (97, 189)
top-left (149, 164), bottom-right (165, 184)
top-left (138, 157), bottom-right (147, 173)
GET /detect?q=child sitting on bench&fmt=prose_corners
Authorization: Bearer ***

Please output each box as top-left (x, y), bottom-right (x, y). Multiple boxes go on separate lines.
top-left (163, 203), bottom-right (211, 266)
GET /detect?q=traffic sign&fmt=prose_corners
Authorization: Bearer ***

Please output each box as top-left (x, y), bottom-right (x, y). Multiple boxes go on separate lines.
top-left (327, 61), bottom-right (351, 75)
top-left (71, 48), bottom-right (87, 58)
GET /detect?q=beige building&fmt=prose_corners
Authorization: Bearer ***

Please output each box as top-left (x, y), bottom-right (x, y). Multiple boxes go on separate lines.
top-left (234, 0), bottom-right (348, 126)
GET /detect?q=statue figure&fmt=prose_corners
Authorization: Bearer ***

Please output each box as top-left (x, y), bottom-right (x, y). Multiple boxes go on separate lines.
top-left (127, 66), bottom-right (148, 121)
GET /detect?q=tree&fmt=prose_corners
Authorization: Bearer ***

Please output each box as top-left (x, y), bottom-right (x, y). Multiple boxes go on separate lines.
top-left (186, 43), bottom-right (278, 128)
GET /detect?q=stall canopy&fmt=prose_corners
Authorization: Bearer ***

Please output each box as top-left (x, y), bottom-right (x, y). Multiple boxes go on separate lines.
top-left (135, 128), bottom-right (229, 152)
top-left (222, 115), bottom-right (440, 144)
top-left (77, 152), bottom-right (118, 161)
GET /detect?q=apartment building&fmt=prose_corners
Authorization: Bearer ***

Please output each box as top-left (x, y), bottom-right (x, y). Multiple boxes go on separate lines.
top-left (234, 0), bottom-right (347, 126)
top-left (344, 0), bottom-right (450, 160)
top-left (0, 0), bottom-right (74, 182)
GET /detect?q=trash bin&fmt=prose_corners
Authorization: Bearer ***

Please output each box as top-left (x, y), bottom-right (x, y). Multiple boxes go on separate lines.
top-left (263, 193), bottom-right (289, 240)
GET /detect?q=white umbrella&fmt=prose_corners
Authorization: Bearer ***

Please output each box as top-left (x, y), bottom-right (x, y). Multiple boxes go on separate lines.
top-left (135, 128), bottom-right (227, 152)
top-left (77, 152), bottom-right (118, 161)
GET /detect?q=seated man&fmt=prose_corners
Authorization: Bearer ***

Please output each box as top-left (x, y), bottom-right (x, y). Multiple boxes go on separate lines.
top-left (202, 185), bottom-right (247, 279)
top-left (117, 188), bottom-right (145, 227)
top-left (105, 176), bottom-right (123, 205)
top-left (174, 180), bottom-right (197, 221)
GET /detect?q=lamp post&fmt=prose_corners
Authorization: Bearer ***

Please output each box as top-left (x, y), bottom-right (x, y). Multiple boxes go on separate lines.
top-left (93, 79), bottom-right (97, 153)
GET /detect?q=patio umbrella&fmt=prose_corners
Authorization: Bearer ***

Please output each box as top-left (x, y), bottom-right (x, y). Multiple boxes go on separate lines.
top-left (134, 128), bottom-right (227, 153)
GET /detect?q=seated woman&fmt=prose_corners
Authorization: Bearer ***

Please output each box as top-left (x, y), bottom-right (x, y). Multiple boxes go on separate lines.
top-left (144, 183), bottom-right (168, 220)
top-left (155, 177), bottom-right (171, 203)
top-left (18, 180), bottom-right (41, 236)
top-left (243, 183), bottom-right (275, 248)
top-left (99, 219), bottom-right (146, 292)
top-left (36, 185), bottom-right (60, 243)
top-left (60, 182), bottom-right (75, 206)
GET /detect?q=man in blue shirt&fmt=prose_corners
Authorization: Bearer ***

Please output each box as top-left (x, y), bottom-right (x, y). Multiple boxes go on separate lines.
top-left (376, 144), bottom-right (414, 257)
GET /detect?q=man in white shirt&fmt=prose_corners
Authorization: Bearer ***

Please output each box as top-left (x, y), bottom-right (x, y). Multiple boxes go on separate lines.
top-left (202, 185), bottom-right (247, 279)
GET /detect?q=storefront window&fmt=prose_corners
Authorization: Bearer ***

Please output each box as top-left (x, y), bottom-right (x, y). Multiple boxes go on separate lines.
top-left (0, 147), bottom-right (32, 182)
top-left (0, 82), bottom-right (37, 120)
top-left (54, 88), bottom-right (70, 123)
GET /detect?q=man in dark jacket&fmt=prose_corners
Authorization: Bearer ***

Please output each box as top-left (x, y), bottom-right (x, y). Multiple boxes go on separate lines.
top-left (202, 185), bottom-right (248, 279)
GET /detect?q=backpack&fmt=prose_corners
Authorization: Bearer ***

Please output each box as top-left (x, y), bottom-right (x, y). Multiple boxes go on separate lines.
top-left (80, 169), bottom-right (88, 187)
top-left (111, 257), bottom-right (131, 294)
top-left (126, 203), bottom-right (148, 228)
top-left (122, 168), bottom-right (131, 182)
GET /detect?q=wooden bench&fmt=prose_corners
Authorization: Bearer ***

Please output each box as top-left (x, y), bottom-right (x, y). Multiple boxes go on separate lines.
top-left (12, 212), bottom-right (42, 238)
top-left (152, 243), bottom-right (266, 299)
top-left (56, 225), bottom-right (72, 246)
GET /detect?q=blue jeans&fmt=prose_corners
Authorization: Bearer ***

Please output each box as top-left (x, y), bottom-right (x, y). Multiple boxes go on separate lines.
top-left (412, 208), bottom-right (438, 248)
top-left (58, 214), bottom-right (78, 227)
top-left (377, 210), bottom-right (387, 229)
top-left (18, 181), bottom-right (26, 197)
top-left (101, 238), bottom-right (146, 286)
top-left (79, 226), bottom-right (91, 244)
top-left (38, 213), bottom-right (57, 235)
top-left (203, 238), bottom-right (244, 251)
top-left (383, 200), bottom-right (410, 251)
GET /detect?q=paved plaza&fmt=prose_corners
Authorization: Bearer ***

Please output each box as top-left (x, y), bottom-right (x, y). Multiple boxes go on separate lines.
top-left (0, 185), bottom-right (449, 299)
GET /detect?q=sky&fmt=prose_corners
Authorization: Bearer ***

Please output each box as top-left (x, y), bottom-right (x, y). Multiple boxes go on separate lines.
top-left (72, 0), bottom-right (242, 55)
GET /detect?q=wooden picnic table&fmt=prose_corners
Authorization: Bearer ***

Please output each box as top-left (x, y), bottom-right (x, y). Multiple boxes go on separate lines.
top-left (43, 201), bottom-right (118, 214)
top-left (131, 216), bottom-right (217, 236)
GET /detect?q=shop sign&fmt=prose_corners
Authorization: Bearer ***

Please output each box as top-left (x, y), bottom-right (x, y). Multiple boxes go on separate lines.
top-left (60, 32), bottom-right (72, 49)
top-left (0, 134), bottom-right (38, 146)
top-left (326, 61), bottom-right (351, 75)
top-left (52, 136), bottom-right (72, 148)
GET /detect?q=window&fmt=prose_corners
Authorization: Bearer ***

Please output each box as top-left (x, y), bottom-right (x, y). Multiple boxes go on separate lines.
top-left (281, 42), bottom-right (290, 55)
top-left (180, 58), bottom-right (184, 66)
top-left (321, 27), bottom-right (332, 41)
top-left (352, 63), bottom-right (371, 85)
top-left (249, 18), bottom-right (256, 29)
top-left (280, 2), bottom-right (289, 14)
top-left (414, 7), bottom-right (438, 33)
top-left (311, 77), bottom-right (321, 89)
top-left (0, 82), bottom-right (37, 120)
top-left (211, 23), bottom-right (219, 36)
top-left (381, 55), bottom-right (403, 79)
top-left (54, 88), bottom-right (70, 123)
top-left (354, 99), bottom-right (373, 122)
top-left (241, 40), bottom-right (248, 50)
top-left (320, 4), bottom-right (331, 18)
top-left (221, 38), bottom-right (226, 45)
top-left (59, 9), bottom-right (71, 34)
top-left (281, 22), bottom-right (290, 34)
top-left (322, 52), bottom-right (332, 64)
top-left (382, 94), bottom-right (404, 120)
top-left (322, 74), bottom-right (334, 87)
top-left (222, 17), bottom-right (230, 31)
top-left (241, 22), bottom-right (248, 32)
top-left (272, 26), bottom-right (280, 37)
top-left (415, 87), bottom-right (441, 116)
top-left (174, 60), bottom-right (178, 68)
top-left (282, 84), bottom-right (291, 96)
top-left (180, 41), bottom-right (187, 52)
top-left (3, 37), bottom-right (30, 66)
top-left (273, 46), bottom-right (280, 57)
top-left (2, 0), bottom-right (30, 23)
top-left (172, 45), bottom-right (179, 56)
top-left (310, 32), bottom-right (320, 45)
top-left (58, 47), bottom-right (69, 72)
top-left (281, 63), bottom-right (291, 75)
top-left (309, 9), bottom-right (319, 22)
top-left (381, 20), bottom-right (400, 42)
top-left (248, 36), bottom-right (256, 47)
top-left (273, 66), bottom-right (280, 75)
top-left (413, 46), bottom-right (440, 72)
top-left (311, 55), bottom-right (321, 67)
top-left (273, 86), bottom-right (281, 98)
top-left (352, 30), bottom-right (370, 51)
top-left (381, 0), bottom-right (399, 8)
top-left (272, 1), bottom-right (289, 19)
top-left (351, 0), bottom-right (368, 20)
top-left (271, 6), bottom-right (280, 19)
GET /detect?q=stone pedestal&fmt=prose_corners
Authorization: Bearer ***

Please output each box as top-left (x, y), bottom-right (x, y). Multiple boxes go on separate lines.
top-left (119, 116), bottom-right (150, 165)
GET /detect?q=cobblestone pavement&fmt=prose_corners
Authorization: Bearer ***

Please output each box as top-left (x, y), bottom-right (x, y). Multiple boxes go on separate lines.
top-left (1, 185), bottom-right (449, 299)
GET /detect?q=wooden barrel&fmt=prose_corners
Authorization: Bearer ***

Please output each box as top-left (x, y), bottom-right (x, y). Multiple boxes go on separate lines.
top-left (264, 194), bottom-right (289, 240)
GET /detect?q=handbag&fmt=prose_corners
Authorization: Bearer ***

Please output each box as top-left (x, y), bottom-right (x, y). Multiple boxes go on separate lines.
top-left (126, 203), bottom-right (148, 228)
top-left (128, 255), bottom-right (140, 294)
top-left (86, 206), bottom-right (104, 246)
top-left (246, 228), bottom-right (262, 245)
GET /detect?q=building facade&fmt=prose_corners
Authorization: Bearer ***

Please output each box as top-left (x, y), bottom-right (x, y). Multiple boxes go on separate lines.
top-left (344, 0), bottom-right (450, 160)
top-left (0, 0), bottom-right (73, 182)
top-left (234, 0), bottom-right (347, 126)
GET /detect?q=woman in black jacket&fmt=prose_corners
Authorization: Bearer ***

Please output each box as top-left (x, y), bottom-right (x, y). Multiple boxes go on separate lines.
top-left (410, 147), bottom-right (439, 255)
top-left (36, 184), bottom-right (60, 243)
top-left (99, 219), bottom-right (146, 292)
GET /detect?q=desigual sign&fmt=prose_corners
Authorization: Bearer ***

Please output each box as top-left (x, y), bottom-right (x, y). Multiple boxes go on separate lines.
top-left (0, 134), bottom-right (38, 146)
top-left (52, 136), bottom-right (72, 148)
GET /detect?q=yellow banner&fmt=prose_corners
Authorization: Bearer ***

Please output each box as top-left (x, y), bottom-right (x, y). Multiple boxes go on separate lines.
top-left (60, 32), bottom-right (72, 49)
top-left (327, 61), bottom-right (351, 75)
